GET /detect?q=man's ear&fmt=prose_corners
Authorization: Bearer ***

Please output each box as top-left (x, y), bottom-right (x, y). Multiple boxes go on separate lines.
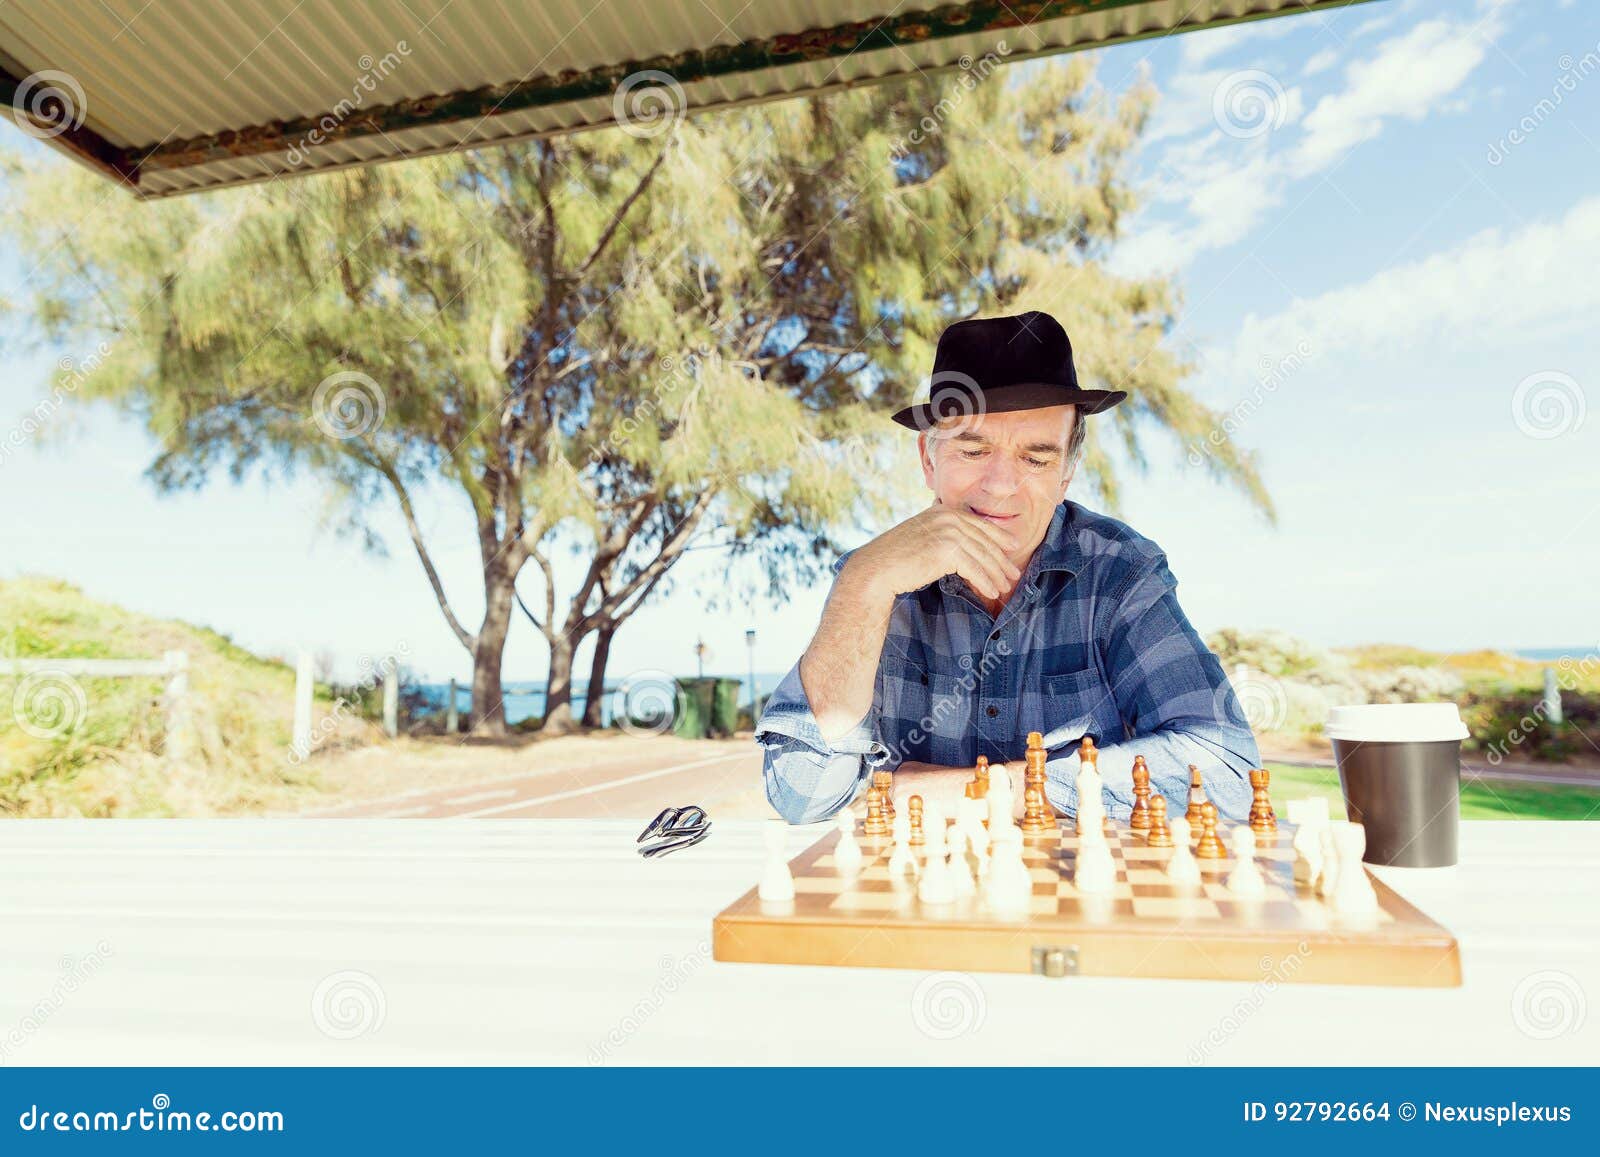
top-left (919, 431), bottom-right (937, 489)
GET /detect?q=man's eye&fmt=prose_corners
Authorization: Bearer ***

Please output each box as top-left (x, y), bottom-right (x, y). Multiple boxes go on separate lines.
top-left (1025, 457), bottom-right (1048, 468)
top-left (960, 449), bottom-right (985, 459)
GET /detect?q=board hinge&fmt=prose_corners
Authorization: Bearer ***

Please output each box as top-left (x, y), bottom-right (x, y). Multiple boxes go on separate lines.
top-left (1032, 945), bottom-right (1080, 978)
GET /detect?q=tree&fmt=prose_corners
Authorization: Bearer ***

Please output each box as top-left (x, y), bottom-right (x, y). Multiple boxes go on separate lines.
top-left (2, 52), bottom-right (1269, 737)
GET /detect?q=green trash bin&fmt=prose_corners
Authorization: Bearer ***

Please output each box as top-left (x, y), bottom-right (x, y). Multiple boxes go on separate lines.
top-left (671, 678), bottom-right (713, 739)
top-left (710, 677), bottom-right (741, 738)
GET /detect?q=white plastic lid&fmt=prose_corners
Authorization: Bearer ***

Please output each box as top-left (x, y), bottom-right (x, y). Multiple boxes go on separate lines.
top-left (1324, 703), bottom-right (1468, 742)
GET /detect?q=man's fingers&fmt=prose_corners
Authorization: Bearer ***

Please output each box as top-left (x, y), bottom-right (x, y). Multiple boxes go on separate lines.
top-left (951, 516), bottom-right (1021, 580)
top-left (954, 541), bottom-right (1013, 601)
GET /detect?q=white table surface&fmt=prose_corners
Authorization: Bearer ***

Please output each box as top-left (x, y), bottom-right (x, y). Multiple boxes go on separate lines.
top-left (0, 820), bottom-right (1594, 1066)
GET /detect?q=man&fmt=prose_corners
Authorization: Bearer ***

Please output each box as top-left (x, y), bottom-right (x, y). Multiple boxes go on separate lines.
top-left (755, 310), bottom-right (1260, 826)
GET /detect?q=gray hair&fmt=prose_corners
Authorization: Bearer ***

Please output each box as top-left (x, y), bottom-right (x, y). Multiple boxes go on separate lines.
top-left (1066, 404), bottom-right (1088, 473)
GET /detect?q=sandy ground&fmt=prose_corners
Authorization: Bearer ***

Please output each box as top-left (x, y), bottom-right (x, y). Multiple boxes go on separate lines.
top-left (286, 730), bottom-right (774, 820)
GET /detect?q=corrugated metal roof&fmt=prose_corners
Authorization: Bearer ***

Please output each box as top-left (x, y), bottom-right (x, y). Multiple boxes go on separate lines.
top-left (0, 0), bottom-right (1374, 198)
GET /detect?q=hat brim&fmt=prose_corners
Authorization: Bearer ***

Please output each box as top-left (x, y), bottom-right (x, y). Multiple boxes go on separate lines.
top-left (889, 381), bottom-right (1127, 431)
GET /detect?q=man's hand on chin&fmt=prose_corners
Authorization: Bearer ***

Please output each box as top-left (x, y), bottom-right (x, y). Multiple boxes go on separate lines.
top-left (883, 760), bottom-right (1026, 821)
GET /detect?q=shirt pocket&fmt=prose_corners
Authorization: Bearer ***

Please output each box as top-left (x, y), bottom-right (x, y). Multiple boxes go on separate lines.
top-left (1039, 665), bottom-right (1114, 742)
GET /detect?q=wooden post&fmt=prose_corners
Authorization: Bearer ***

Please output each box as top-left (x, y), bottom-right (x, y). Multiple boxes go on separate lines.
top-left (446, 678), bottom-right (459, 734)
top-left (1543, 667), bottom-right (1564, 727)
top-left (292, 650), bottom-right (314, 758)
top-left (383, 659), bottom-right (398, 738)
top-left (162, 650), bottom-right (190, 763)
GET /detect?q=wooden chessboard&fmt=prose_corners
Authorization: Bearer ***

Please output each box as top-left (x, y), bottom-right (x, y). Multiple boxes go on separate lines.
top-left (713, 818), bottom-right (1462, 987)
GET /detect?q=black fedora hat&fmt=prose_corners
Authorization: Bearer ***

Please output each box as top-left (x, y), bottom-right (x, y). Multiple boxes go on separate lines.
top-left (890, 311), bottom-right (1126, 431)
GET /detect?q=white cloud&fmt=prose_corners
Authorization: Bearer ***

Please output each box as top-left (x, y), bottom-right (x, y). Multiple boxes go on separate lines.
top-left (1302, 48), bottom-right (1339, 77)
top-left (1222, 195), bottom-right (1600, 378)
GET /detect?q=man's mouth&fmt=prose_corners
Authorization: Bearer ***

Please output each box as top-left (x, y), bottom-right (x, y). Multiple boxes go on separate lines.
top-left (969, 507), bottom-right (1018, 523)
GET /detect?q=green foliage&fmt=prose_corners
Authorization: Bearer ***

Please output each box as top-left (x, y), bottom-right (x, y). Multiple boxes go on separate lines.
top-left (1265, 763), bottom-right (1600, 821)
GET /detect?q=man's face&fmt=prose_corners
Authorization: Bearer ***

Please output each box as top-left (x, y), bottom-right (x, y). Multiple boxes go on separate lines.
top-left (918, 404), bottom-right (1077, 567)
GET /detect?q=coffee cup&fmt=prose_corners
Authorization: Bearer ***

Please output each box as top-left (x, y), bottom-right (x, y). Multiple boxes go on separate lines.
top-left (1325, 703), bottom-right (1467, 868)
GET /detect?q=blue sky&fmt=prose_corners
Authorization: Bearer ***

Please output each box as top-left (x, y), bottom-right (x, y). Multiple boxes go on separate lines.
top-left (1, 0), bottom-right (1596, 690)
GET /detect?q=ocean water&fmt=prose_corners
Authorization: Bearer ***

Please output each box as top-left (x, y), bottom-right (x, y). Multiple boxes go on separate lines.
top-left (414, 673), bottom-right (784, 727)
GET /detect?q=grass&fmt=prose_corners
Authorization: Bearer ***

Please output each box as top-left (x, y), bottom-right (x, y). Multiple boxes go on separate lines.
top-left (1265, 762), bottom-right (1600, 822)
top-left (0, 575), bottom-right (377, 816)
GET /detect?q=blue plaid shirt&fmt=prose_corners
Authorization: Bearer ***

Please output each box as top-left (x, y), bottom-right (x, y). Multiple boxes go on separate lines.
top-left (755, 499), bottom-right (1260, 825)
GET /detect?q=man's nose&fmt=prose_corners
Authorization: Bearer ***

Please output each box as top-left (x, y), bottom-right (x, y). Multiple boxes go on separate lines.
top-left (980, 452), bottom-right (1021, 493)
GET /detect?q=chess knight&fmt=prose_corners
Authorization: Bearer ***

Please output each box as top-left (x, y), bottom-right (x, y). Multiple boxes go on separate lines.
top-left (755, 311), bottom-right (1261, 827)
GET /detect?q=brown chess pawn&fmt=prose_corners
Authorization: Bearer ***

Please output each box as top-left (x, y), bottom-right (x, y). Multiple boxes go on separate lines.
top-left (1020, 784), bottom-right (1052, 834)
top-left (1248, 768), bottom-right (1277, 834)
top-left (1144, 793), bottom-right (1173, 847)
top-left (1185, 764), bottom-right (1207, 825)
top-left (874, 769), bottom-right (896, 820)
top-left (1129, 757), bottom-right (1152, 830)
top-left (862, 786), bottom-right (889, 836)
top-left (907, 795), bottom-right (925, 846)
top-left (972, 755), bottom-right (990, 799)
top-left (1195, 800), bottom-right (1226, 859)
top-left (1078, 735), bottom-right (1099, 769)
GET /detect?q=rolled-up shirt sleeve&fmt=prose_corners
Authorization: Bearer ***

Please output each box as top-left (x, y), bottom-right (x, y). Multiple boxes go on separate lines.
top-left (1042, 554), bottom-right (1261, 822)
top-left (754, 657), bottom-right (893, 825)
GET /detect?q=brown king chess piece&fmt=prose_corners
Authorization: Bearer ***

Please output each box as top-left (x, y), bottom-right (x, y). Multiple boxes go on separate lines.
top-left (1249, 768), bottom-right (1277, 834)
top-left (1129, 756), bottom-right (1152, 830)
top-left (1145, 793), bottom-right (1173, 847)
top-left (1026, 732), bottom-right (1055, 819)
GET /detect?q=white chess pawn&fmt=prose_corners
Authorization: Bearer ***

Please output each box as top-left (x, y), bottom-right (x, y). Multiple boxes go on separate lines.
top-left (984, 826), bottom-right (1031, 914)
top-left (833, 811), bottom-right (863, 875)
top-left (917, 812), bottom-right (955, 906)
top-left (1225, 826), bottom-right (1266, 898)
top-left (1288, 797), bottom-right (1330, 887)
top-left (1166, 816), bottom-right (1202, 887)
top-left (757, 819), bottom-right (795, 902)
top-left (887, 811), bottom-right (919, 880)
top-left (1331, 823), bottom-right (1379, 918)
top-left (947, 826), bottom-right (977, 898)
top-left (1073, 828), bottom-right (1116, 894)
top-left (1317, 824), bottom-right (1340, 899)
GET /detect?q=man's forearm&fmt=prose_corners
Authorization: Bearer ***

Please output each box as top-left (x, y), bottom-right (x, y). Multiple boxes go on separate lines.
top-left (800, 563), bottom-right (896, 747)
top-left (885, 761), bottom-right (1025, 822)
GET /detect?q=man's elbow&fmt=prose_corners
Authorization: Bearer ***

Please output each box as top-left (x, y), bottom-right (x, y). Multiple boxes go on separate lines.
top-left (759, 740), bottom-right (860, 826)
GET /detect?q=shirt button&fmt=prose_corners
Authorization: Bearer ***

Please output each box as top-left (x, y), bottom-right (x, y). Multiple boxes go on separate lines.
top-left (985, 705), bottom-right (999, 718)
top-left (989, 630), bottom-right (1000, 641)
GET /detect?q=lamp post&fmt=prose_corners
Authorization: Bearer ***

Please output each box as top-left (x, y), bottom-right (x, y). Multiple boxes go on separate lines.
top-left (694, 638), bottom-right (707, 679)
top-left (745, 628), bottom-right (757, 721)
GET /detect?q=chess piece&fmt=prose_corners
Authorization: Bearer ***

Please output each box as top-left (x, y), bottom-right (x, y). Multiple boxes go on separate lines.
top-left (1026, 732), bottom-right (1055, 819)
top-left (1073, 808), bottom-right (1116, 894)
top-left (1020, 785), bottom-right (1052, 835)
top-left (1317, 824), bottom-right (1341, 899)
top-left (1165, 816), bottom-right (1202, 886)
top-left (1074, 746), bottom-right (1104, 837)
top-left (973, 755), bottom-right (990, 798)
top-left (986, 763), bottom-right (1015, 832)
top-left (1195, 801), bottom-right (1225, 859)
top-left (1185, 765), bottom-right (1207, 825)
top-left (757, 820), bottom-right (795, 902)
top-left (908, 795), bottom-right (925, 846)
top-left (917, 806), bottom-right (955, 905)
top-left (947, 825), bottom-right (977, 898)
top-left (1129, 757), bottom-right (1152, 830)
top-left (833, 811), bottom-right (863, 875)
top-left (1078, 735), bottom-right (1099, 772)
top-left (887, 811), bottom-right (919, 880)
top-left (1331, 823), bottom-right (1379, 917)
top-left (1225, 826), bottom-right (1266, 897)
top-left (862, 785), bottom-right (889, 837)
top-left (1289, 797), bottom-right (1331, 887)
top-left (1144, 793), bottom-right (1173, 847)
top-left (1249, 769), bottom-right (1277, 834)
top-left (874, 770), bottom-right (896, 820)
top-left (983, 825), bottom-right (1030, 914)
